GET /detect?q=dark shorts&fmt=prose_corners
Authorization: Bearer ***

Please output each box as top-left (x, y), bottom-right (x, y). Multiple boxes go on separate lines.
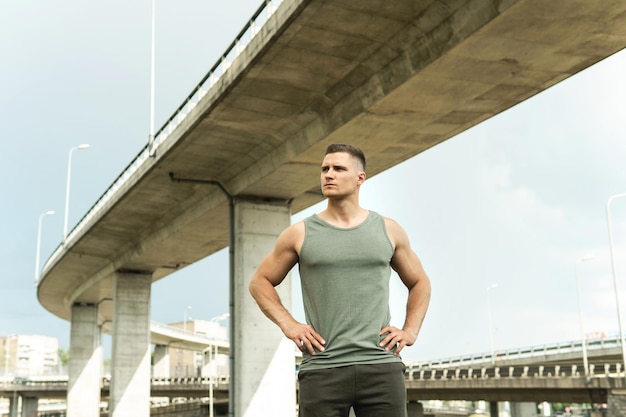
top-left (298, 362), bottom-right (407, 417)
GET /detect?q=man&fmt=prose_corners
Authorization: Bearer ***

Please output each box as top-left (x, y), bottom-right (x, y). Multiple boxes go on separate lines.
top-left (249, 144), bottom-right (431, 417)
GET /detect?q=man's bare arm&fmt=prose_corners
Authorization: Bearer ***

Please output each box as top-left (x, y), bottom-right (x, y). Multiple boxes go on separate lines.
top-left (248, 223), bottom-right (325, 354)
top-left (379, 218), bottom-right (431, 356)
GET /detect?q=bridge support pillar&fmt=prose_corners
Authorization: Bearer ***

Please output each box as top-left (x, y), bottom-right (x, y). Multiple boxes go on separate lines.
top-left (153, 344), bottom-right (170, 378)
top-left (234, 199), bottom-right (294, 417)
top-left (407, 401), bottom-right (424, 417)
top-left (67, 303), bottom-right (102, 417)
top-left (489, 401), bottom-right (498, 417)
top-left (608, 390), bottom-right (626, 416)
top-left (8, 394), bottom-right (18, 417)
top-left (21, 396), bottom-right (38, 417)
top-left (510, 402), bottom-right (537, 417)
top-left (109, 271), bottom-right (152, 417)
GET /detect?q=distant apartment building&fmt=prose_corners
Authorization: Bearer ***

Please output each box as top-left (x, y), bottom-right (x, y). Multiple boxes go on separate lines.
top-left (0, 334), bottom-right (59, 376)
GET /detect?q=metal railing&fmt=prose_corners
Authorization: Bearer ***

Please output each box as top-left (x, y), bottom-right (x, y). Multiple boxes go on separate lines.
top-left (39, 0), bottom-right (286, 281)
top-left (0, 375), bottom-right (229, 389)
top-left (410, 333), bottom-right (622, 369)
top-left (150, 376), bottom-right (229, 386)
top-left (405, 363), bottom-right (624, 381)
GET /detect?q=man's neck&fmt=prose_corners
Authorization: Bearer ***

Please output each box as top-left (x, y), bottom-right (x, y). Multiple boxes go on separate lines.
top-left (319, 199), bottom-right (369, 228)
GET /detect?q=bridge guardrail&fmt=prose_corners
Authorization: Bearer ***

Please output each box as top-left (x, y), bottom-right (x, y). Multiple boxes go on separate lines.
top-left (410, 333), bottom-right (622, 369)
top-left (150, 376), bottom-right (229, 386)
top-left (0, 375), bottom-right (230, 391)
top-left (405, 363), bottom-right (625, 381)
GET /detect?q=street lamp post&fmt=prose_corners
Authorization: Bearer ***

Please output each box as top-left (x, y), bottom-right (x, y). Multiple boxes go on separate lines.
top-left (487, 283), bottom-right (498, 364)
top-left (207, 343), bottom-right (218, 417)
top-left (575, 255), bottom-right (593, 381)
top-left (206, 312), bottom-right (228, 417)
top-left (607, 192), bottom-right (626, 380)
top-left (35, 210), bottom-right (55, 284)
top-left (63, 144), bottom-right (91, 241)
top-left (184, 306), bottom-right (192, 332)
top-left (148, 0), bottom-right (156, 156)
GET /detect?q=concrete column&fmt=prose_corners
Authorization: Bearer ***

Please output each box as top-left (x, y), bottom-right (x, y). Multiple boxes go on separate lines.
top-left (539, 402), bottom-right (552, 416)
top-left (109, 271), bottom-right (152, 417)
top-left (67, 303), bottom-right (101, 417)
top-left (407, 401), bottom-right (424, 417)
top-left (152, 344), bottom-right (170, 378)
top-left (489, 401), bottom-right (498, 417)
top-left (21, 396), bottom-right (38, 417)
top-left (608, 390), bottom-right (626, 417)
top-left (8, 393), bottom-right (18, 417)
top-left (510, 402), bottom-right (537, 417)
top-left (234, 199), bottom-right (294, 417)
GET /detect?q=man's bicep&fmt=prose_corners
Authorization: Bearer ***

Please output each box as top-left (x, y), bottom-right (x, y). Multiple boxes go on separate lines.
top-left (256, 247), bottom-right (298, 286)
top-left (255, 225), bottom-right (301, 286)
top-left (387, 221), bottom-right (428, 289)
top-left (391, 246), bottom-right (427, 288)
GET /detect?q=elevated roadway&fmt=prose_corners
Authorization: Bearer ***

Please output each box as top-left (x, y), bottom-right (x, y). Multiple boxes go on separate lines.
top-left (3, 337), bottom-right (626, 410)
top-left (1, 364), bottom-right (623, 403)
top-left (0, 376), bottom-right (229, 405)
top-left (405, 362), bottom-right (625, 403)
top-left (37, 0), bottom-right (626, 325)
top-left (149, 321), bottom-right (228, 353)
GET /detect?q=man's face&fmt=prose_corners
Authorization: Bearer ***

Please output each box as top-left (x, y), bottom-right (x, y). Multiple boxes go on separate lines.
top-left (320, 152), bottom-right (365, 198)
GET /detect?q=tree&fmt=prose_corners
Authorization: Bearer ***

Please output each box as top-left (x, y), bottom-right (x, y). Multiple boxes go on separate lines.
top-left (58, 348), bottom-right (70, 368)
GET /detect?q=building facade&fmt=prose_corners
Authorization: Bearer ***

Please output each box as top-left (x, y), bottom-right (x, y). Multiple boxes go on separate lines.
top-left (0, 334), bottom-right (59, 376)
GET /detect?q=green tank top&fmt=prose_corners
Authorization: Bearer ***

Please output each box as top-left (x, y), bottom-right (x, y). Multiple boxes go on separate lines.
top-left (298, 211), bottom-right (403, 370)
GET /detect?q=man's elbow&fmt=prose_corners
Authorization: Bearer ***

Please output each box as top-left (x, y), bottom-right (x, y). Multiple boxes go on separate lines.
top-left (410, 275), bottom-right (431, 297)
top-left (248, 274), bottom-right (262, 299)
top-left (249, 273), bottom-right (272, 299)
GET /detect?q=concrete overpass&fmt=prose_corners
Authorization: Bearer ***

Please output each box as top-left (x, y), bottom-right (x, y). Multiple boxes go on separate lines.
top-left (1, 363), bottom-right (623, 415)
top-left (35, 0), bottom-right (626, 416)
top-left (149, 321), bottom-right (228, 353)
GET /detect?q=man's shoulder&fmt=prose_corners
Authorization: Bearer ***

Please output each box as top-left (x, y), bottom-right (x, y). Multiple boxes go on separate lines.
top-left (380, 215), bottom-right (410, 246)
top-left (288, 220), bottom-right (306, 233)
top-left (379, 213), bottom-right (399, 229)
top-left (279, 220), bottom-right (306, 245)
top-left (281, 221), bottom-right (306, 254)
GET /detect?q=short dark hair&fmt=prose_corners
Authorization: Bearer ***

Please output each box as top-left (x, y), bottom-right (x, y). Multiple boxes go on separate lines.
top-left (325, 144), bottom-right (366, 171)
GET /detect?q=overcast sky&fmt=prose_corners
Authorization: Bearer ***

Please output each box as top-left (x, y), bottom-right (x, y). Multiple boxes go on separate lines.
top-left (1, 1), bottom-right (626, 364)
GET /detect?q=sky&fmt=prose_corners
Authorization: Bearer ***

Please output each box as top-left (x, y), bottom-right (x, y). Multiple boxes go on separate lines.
top-left (1, 1), bottom-right (626, 364)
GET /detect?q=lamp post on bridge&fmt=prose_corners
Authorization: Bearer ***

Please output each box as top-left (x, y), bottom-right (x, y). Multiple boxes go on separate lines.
top-left (147, 0), bottom-right (157, 157)
top-left (35, 210), bottom-right (55, 285)
top-left (183, 305), bottom-right (192, 332)
top-left (207, 312), bottom-right (228, 417)
top-left (487, 283), bottom-right (498, 364)
top-left (575, 255), bottom-right (593, 381)
top-left (607, 192), bottom-right (626, 381)
top-left (63, 144), bottom-right (91, 242)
